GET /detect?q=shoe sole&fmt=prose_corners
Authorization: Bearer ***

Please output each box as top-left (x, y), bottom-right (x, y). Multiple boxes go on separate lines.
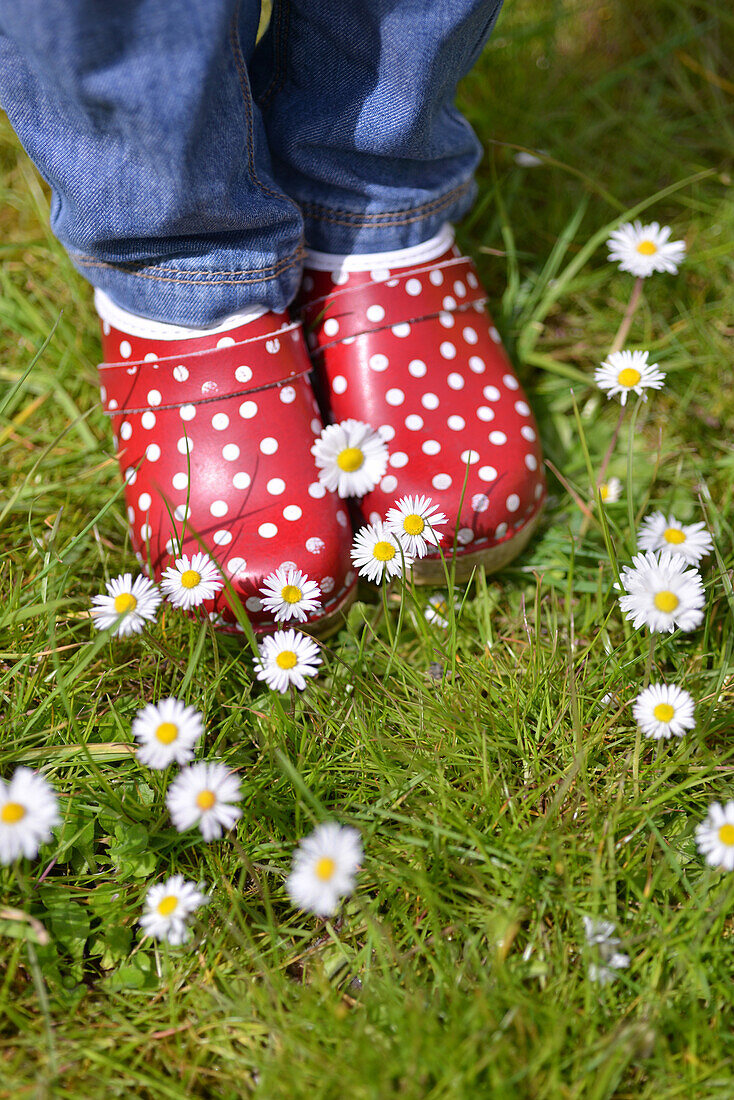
top-left (412, 505), bottom-right (543, 585)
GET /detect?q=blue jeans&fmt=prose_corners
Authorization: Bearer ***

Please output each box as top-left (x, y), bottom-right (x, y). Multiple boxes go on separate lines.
top-left (0, 0), bottom-right (503, 326)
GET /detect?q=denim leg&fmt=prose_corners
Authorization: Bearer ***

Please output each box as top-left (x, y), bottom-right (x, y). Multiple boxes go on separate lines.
top-left (252, 0), bottom-right (504, 254)
top-left (0, 1), bottom-right (305, 325)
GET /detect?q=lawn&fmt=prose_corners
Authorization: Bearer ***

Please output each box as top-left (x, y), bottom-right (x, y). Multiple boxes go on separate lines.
top-left (1, 1), bottom-right (734, 1096)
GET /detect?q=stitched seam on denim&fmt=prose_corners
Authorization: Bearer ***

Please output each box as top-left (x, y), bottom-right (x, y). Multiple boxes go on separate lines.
top-left (300, 181), bottom-right (472, 227)
top-left (75, 254), bottom-right (304, 286)
top-left (102, 369), bottom-right (312, 416)
top-left (256, 0), bottom-right (289, 109)
top-left (309, 300), bottom-right (488, 355)
top-left (74, 249), bottom-right (303, 278)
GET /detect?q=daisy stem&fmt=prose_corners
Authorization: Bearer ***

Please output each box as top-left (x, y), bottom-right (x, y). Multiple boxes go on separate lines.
top-left (381, 577), bottom-right (395, 649)
top-left (608, 276), bottom-right (644, 355)
top-left (643, 633), bottom-right (656, 687)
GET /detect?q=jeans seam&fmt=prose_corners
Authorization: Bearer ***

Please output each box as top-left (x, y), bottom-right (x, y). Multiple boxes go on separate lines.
top-left (299, 181), bottom-right (472, 227)
top-left (73, 250), bottom-right (304, 286)
top-left (256, 0), bottom-right (289, 110)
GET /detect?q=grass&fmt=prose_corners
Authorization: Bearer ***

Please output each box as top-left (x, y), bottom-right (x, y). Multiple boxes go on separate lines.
top-left (1, 0), bottom-right (734, 1095)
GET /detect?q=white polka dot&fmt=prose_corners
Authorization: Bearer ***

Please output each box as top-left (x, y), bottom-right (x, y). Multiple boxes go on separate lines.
top-left (369, 512), bottom-right (381, 525)
top-left (119, 340), bottom-right (131, 359)
top-left (479, 466), bottom-right (498, 482)
top-left (525, 454), bottom-right (538, 470)
top-left (472, 493), bottom-right (490, 512)
top-left (180, 404), bottom-right (196, 421)
top-left (467, 272), bottom-right (479, 289)
top-left (222, 443), bottom-right (240, 461)
top-left (124, 467), bottom-right (137, 485)
top-left (406, 278), bottom-right (422, 296)
top-left (266, 339), bottom-right (280, 354)
top-left (140, 523), bottom-right (152, 541)
top-left (432, 473), bottom-right (452, 490)
top-left (246, 596), bottom-right (262, 612)
top-left (306, 536), bottom-right (325, 553)
top-left (211, 499), bottom-right (228, 517)
top-left (323, 317), bottom-right (340, 337)
top-left (212, 412), bottom-right (229, 431)
top-left (515, 400), bottom-right (530, 416)
top-left (405, 414), bottom-right (423, 430)
top-left (201, 381), bottom-right (217, 396)
top-left (440, 341), bottom-right (456, 359)
top-left (408, 359), bottom-right (427, 377)
top-left (443, 296), bottom-right (457, 311)
top-left (283, 504), bottom-right (302, 521)
top-left (214, 529), bottom-right (233, 545)
top-left (233, 471), bottom-right (251, 490)
top-left (477, 406), bottom-right (495, 422)
top-left (126, 506), bottom-right (135, 523)
top-left (490, 327), bottom-right (502, 344)
top-left (392, 323), bottom-right (411, 338)
top-left (469, 356), bottom-right (486, 374)
top-left (460, 449), bottom-right (479, 464)
top-left (260, 437), bottom-right (278, 455)
top-left (421, 392), bottom-right (439, 410)
top-left (457, 527), bottom-right (474, 544)
top-left (147, 389), bottom-right (161, 406)
top-left (120, 421), bottom-right (132, 440)
top-left (483, 385), bottom-right (501, 401)
top-left (386, 388), bottom-right (405, 406)
top-left (336, 508), bottom-right (349, 527)
top-left (308, 482), bottom-right (326, 498)
top-left (102, 321), bottom-right (110, 335)
top-left (366, 304), bottom-right (385, 323)
top-left (521, 426), bottom-right (537, 442)
top-left (448, 415), bottom-right (465, 431)
top-left (429, 269), bottom-right (444, 286)
top-left (495, 522), bottom-right (508, 539)
top-left (332, 375), bottom-right (347, 394)
top-left (454, 281), bottom-right (467, 298)
top-left (217, 336), bottom-right (235, 348)
top-left (235, 365), bottom-right (253, 383)
top-left (489, 431), bottom-right (507, 445)
top-left (343, 336), bottom-right (356, 345)
top-left (422, 439), bottom-right (441, 456)
top-left (377, 424), bottom-right (395, 443)
top-left (506, 494), bottom-right (520, 512)
top-left (174, 504), bottom-right (190, 522)
top-left (227, 557), bottom-right (247, 575)
top-left (239, 400), bottom-right (258, 419)
top-left (107, 399), bottom-right (118, 410)
top-left (311, 417), bottom-right (322, 434)
top-left (439, 311), bottom-right (455, 328)
top-left (380, 475), bottom-right (398, 493)
top-left (369, 353), bottom-right (389, 372)
top-left (503, 373), bottom-right (519, 390)
top-left (146, 443), bottom-right (161, 462)
top-left (177, 436), bottom-right (193, 454)
top-left (389, 451), bottom-right (409, 468)
top-left (267, 477), bottom-right (285, 495)
top-left (447, 373), bottom-right (464, 390)
top-left (138, 492), bottom-right (151, 511)
top-left (173, 472), bottom-right (188, 490)
top-left (173, 365), bottom-right (189, 382)
top-left (462, 327), bottom-right (478, 345)
top-left (165, 539), bottom-right (176, 555)
top-left (321, 575), bottom-right (335, 594)
top-left (535, 482), bottom-right (544, 500)
top-left (279, 385), bottom-right (296, 404)
top-left (370, 267), bottom-right (390, 283)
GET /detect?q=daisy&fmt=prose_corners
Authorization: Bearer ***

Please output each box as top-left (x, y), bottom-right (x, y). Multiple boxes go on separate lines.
top-left (424, 592), bottom-right (461, 629)
top-left (139, 874), bottom-right (208, 945)
top-left (0, 768), bottom-right (60, 864)
top-left (633, 683), bottom-right (696, 740)
top-left (311, 419), bottom-right (388, 498)
top-left (166, 761), bottom-right (242, 841)
top-left (696, 802), bottom-right (734, 870)
top-left (606, 220), bottom-right (686, 278)
top-left (583, 916), bottom-right (630, 985)
top-left (597, 477), bottom-right (622, 504)
top-left (386, 495), bottom-right (447, 558)
top-left (617, 550), bottom-right (705, 634)
top-left (286, 822), bottom-right (363, 917)
top-left (594, 350), bottom-right (666, 406)
top-left (583, 916), bottom-right (620, 947)
top-left (132, 697), bottom-right (204, 769)
top-left (160, 552), bottom-right (224, 610)
top-left (253, 628), bottom-right (322, 693)
top-left (351, 521), bottom-right (414, 584)
top-left (90, 572), bottom-right (161, 636)
top-left (637, 511), bottom-right (713, 565)
top-left (260, 565), bottom-right (322, 623)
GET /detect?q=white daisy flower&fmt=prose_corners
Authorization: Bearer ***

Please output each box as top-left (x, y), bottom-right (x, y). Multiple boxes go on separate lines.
top-left (311, 419), bottom-right (388, 498)
top-left (139, 874), bottom-right (208, 945)
top-left (253, 628), bottom-right (322, 693)
top-left (166, 761), bottom-right (242, 841)
top-left (696, 802), bottom-right (734, 871)
top-left (424, 592), bottom-right (461, 629)
top-left (160, 552), bottom-right (224, 610)
top-left (606, 220), bottom-right (686, 278)
top-left (351, 521), bottom-right (414, 584)
top-left (594, 350), bottom-right (666, 406)
top-left (132, 697), bottom-right (204, 769)
top-left (583, 916), bottom-right (629, 984)
top-left (385, 495), bottom-right (447, 558)
top-left (583, 916), bottom-right (620, 947)
top-left (597, 477), bottom-right (623, 504)
top-left (0, 768), bottom-right (60, 864)
top-left (617, 550), bottom-right (705, 634)
top-left (589, 953), bottom-right (630, 985)
top-left (260, 565), bottom-right (322, 623)
top-left (633, 683), bottom-right (696, 740)
top-left (286, 821), bottom-right (363, 917)
top-left (90, 572), bottom-right (161, 636)
top-left (637, 511), bottom-right (713, 565)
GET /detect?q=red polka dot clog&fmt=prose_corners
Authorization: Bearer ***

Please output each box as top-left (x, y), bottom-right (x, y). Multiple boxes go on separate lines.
top-left (98, 312), bottom-right (356, 633)
top-left (299, 247), bottom-right (546, 581)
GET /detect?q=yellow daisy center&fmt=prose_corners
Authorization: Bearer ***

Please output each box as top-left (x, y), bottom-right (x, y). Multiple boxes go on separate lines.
top-left (653, 703), bottom-right (675, 723)
top-left (315, 856), bottom-right (336, 882)
top-left (1, 801), bottom-right (26, 825)
top-left (155, 722), bottom-right (178, 744)
top-left (180, 569), bottom-right (201, 589)
top-left (373, 540), bottom-right (396, 562)
top-left (403, 514), bottom-right (425, 536)
top-left (281, 584), bottom-right (302, 604)
top-left (654, 590), bottom-right (679, 613)
top-left (617, 367), bottom-right (641, 388)
top-left (157, 895), bottom-right (179, 917)
top-left (434, 601), bottom-right (448, 615)
top-left (114, 592), bottom-right (137, 614)
top-left (636, 240), bottom-right (657, 255)
top-left (600, 484), bottom-right (610, 501)
top-left (663, 527), bottom-right (686, 545)
top-left (276, 650), bottom-right (298, 670)
top-left (196, 789), bottom-right (216, 811)
top-left (718, 824), bottom-right (734, 847)
top-left (337, 446), bottom-right (364, 472)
